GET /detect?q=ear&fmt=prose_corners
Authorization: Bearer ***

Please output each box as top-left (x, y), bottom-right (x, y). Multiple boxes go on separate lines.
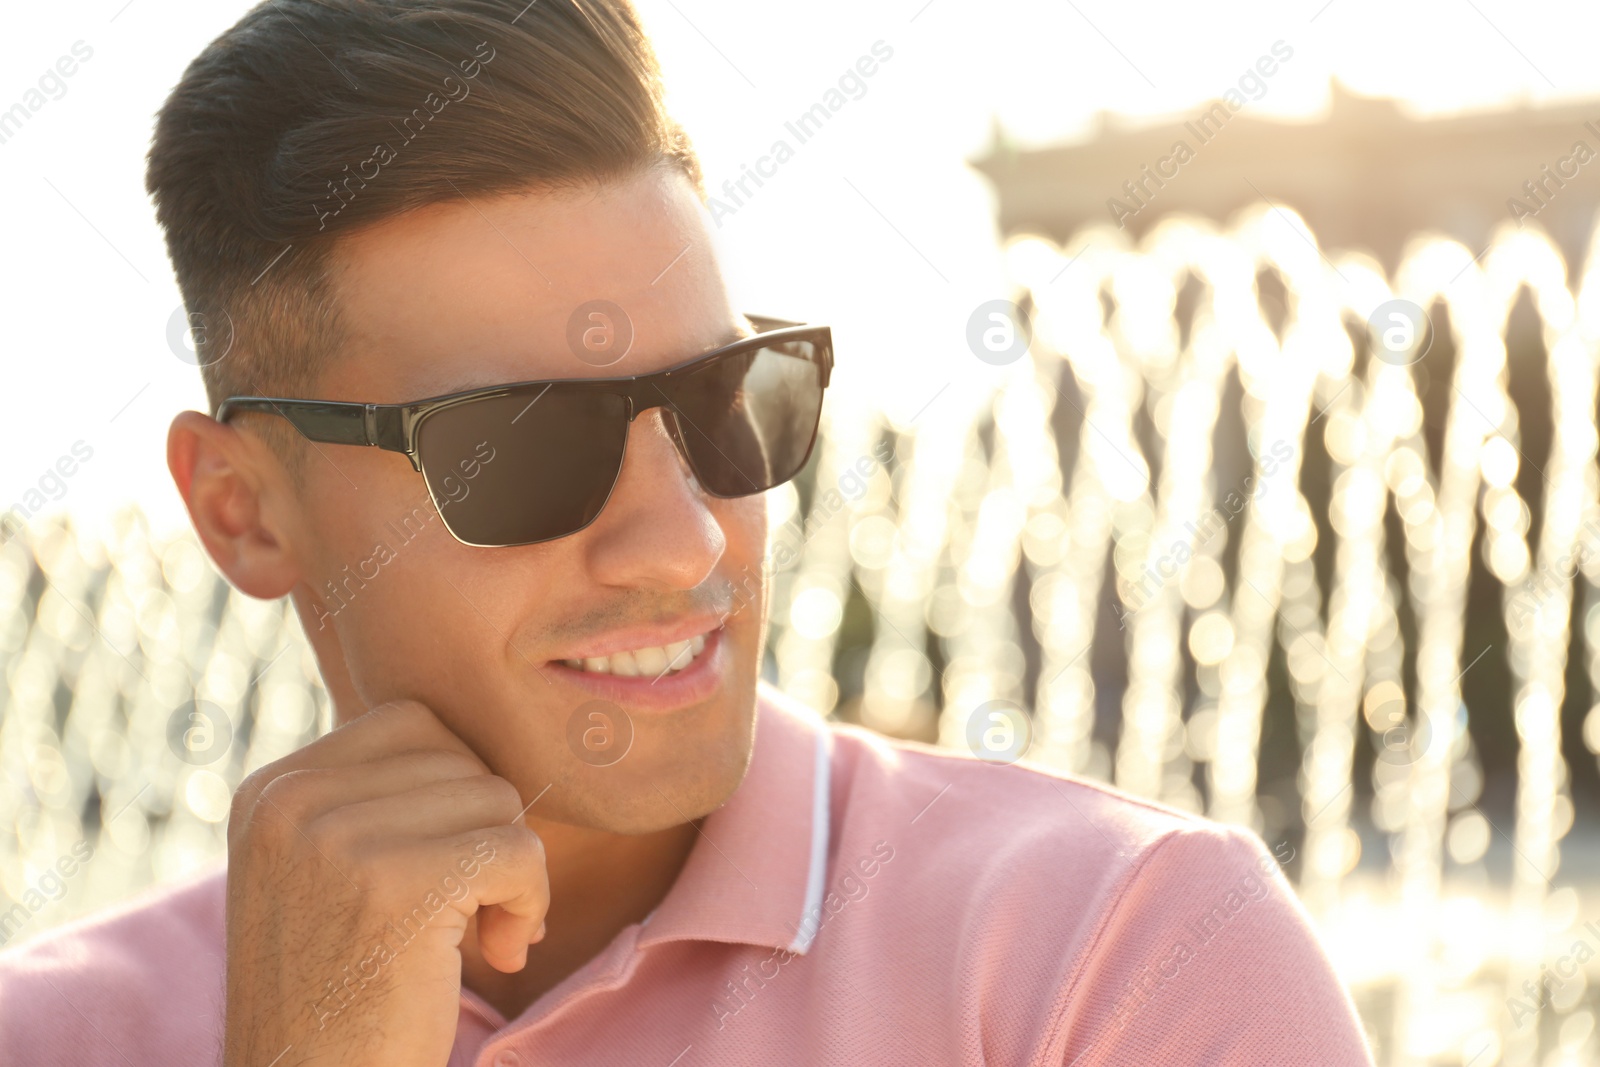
top-left (168, 410), bottom-right (303, 599)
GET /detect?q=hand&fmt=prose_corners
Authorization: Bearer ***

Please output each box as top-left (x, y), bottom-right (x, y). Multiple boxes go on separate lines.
top-left (221, 699), bottom-right (549, 1067)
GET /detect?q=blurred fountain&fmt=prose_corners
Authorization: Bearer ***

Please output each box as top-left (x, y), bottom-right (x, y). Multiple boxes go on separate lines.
top-left (7, 206), bottom-right (1600, 1066)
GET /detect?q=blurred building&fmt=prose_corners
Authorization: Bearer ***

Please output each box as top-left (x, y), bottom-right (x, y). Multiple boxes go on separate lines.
top-left (973, 82), bottom-right (1600, 271)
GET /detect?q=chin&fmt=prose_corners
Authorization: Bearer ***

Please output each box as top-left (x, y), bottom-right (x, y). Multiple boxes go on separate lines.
top-left (543, 675), bottom-right (758, 834)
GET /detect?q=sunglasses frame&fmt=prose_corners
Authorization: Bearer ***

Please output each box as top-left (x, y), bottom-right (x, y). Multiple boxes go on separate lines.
top-left (214, 315), bottom-right (833, 545)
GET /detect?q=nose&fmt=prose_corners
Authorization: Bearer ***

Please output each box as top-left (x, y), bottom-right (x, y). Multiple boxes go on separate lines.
top-left (581, 408), bottom-right (725, 591)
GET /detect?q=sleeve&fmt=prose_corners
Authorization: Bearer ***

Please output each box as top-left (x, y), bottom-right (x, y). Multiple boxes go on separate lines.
top-left (0, 871), bottom-right (228, 1066)
top-left (1048, 824), bottom-right (1375, 1066)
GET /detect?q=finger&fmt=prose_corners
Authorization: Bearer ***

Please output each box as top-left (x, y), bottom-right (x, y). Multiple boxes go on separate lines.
top-left (434, 826), bottom-right (550, 970)
top-left (309, 774), bottom-right (527, 845)
top-left (478, 904), bottom-right (543, 973)
top-left (258, 700), bottom-right (485, 781)
top-left (232, 702), bottom-right (487, 831)
top-left (244, 748), bottom-right (489, 823)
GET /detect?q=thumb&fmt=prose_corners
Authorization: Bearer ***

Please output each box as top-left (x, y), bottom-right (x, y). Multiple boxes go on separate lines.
top-left (476, 903), bottom-right (547, 972)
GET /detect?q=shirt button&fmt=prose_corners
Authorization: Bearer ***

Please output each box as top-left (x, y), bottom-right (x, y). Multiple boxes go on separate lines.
top-left (493, 1050), bottom-right (522, 1067)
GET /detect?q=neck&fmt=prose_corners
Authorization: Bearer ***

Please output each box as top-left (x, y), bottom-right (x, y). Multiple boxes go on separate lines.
top-left (457, 815), bottom-right (700, 1022)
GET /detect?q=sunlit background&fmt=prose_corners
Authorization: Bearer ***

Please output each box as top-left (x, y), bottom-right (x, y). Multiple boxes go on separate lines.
top-left (9, 1), bottom-right (1600, 1064)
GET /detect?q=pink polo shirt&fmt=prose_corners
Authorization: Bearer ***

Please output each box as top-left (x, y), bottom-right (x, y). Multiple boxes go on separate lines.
top-left (0, 683), bottom-right (1373, 1065)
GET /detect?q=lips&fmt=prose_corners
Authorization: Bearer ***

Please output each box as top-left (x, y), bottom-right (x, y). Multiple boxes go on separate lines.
top-left (560, 632), bottom-right (708, 677)
top-left (550, 613), bottom-right (725, 661)
top-left (545, 625), bottom-right (727, 713)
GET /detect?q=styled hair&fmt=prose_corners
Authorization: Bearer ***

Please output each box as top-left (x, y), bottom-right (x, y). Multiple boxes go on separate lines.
top-left (146, 0), bottom-right (701, 426)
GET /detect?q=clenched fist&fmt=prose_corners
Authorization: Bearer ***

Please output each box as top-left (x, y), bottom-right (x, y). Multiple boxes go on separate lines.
top-left (222, 700), bottom-right (550, 1067)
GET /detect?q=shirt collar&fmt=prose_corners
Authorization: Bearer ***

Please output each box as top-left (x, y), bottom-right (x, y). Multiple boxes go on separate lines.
top-left (635, 681), bottom-right (832, 956)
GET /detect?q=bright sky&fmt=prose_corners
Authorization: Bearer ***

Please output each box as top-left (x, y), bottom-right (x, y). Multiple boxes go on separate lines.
top-left (2, 0), bottom-right (1596, 540)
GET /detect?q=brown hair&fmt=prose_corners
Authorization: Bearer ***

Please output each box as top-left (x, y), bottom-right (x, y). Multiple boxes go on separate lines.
top-left (146, 0), bottom-right (701, 432)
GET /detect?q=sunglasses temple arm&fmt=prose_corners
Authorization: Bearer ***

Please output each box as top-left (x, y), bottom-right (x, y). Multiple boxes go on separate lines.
top-left (216, 398), bottom-right (394, 449)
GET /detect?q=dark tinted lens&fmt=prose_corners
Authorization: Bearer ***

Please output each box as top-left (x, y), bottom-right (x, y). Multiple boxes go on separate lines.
top-left (665, 339), bottom-right (825, 497)
top-left (417, 388), bottom-right (629, 546)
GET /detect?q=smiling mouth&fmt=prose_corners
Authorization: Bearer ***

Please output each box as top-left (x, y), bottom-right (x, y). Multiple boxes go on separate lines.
top-left (559, 632), bottom-right (710, 677)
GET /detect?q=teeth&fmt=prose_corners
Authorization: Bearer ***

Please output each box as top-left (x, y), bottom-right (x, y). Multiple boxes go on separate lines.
top-left (663, 639), bottom-right (692, 669)
top-left (562, 632), bottom-right (713, 677)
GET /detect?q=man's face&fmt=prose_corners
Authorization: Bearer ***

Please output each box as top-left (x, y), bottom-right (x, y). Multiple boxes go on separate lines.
top-left (283, 166), bottom-right (766, 833)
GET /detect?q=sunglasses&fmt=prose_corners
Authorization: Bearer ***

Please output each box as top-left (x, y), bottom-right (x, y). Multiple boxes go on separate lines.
top-left (216, 316), bottom-right (832, 547)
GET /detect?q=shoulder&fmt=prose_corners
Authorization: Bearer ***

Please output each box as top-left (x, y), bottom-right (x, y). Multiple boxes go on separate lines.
top-left (0, 862), bottom-right (227, 1065)
top-left (747, 680), bottom-right (1290, 916)
top-left (808, 694), bottom-right (1278, 965)
top-left (821, 705), bottom-right (1254, 891)
top-left (812, 711), bottom-right (1371, 1064)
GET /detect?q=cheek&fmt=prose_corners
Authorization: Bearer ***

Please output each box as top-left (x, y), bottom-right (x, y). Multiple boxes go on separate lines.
top-left (715, 494), bottom-right (768, 594)
top-left (722, 493), bottom-right (768, 553)
top-left (298, 457), bottom-right (474, 688)
top-left (710, 494), bottom-right (770, 646)
top-left (301, 456), bottom-right (430, 582)
top-left (325, 531), bottom-right (518, 715)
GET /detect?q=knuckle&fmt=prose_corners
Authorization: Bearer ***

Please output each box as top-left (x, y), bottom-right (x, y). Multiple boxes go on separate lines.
top-left (479, 775), bottom-right (525, 813)
top-left (444, 748), bottom-right (491, 776)
top-left (425, 775), bottom-right (520, 825)
top-left (243, 771), bottom-right (322, 850)
top-left (256, 768), bottom-right (315, 818)
top-left (229, 770), bottom-right (264, 824)
top-left (334, 833), bottom-right (388, 889)
top-left (301, 809), bottom-right (354, 859)
top-left (231, 757), bottom-right (292, 818)
top-left (505, 827), bottom-right (546, 869)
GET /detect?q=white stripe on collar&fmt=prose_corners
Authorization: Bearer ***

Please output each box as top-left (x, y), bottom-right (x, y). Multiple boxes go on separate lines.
top-left (787, 723), bottom-right (832, 953)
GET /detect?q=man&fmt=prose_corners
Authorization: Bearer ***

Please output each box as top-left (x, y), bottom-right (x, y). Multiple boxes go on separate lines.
top-left (0, 1), bottom-right (1375, 1064)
